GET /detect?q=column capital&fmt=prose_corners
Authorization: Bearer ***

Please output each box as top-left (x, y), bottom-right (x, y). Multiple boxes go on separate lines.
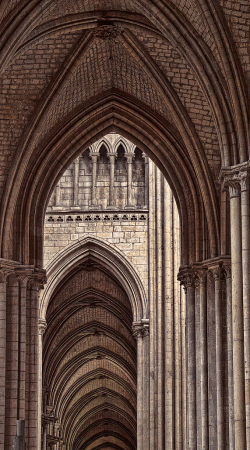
top-left (0, 259), bottom-right (20, 282)
top-left (125, 152), bottom-right (134, 163)
top-left (89, 152), bottom-right (99, 160)
top-left (193, 267), bottom-right (207, 286)
top-left (28, 268), bottom-right (47, 290)
top-left (107, 152), bottom-right (117, 161)
top-left (220, 161), bottom-right (250, 194)
top-left (132, 319), bottom-right (149, 339)
top-left (15, 265), bottom-right (34, 286)
top-left (38, 318), bottom-right (47, 336)
top-left (177, 266), bottom-right (196, 291)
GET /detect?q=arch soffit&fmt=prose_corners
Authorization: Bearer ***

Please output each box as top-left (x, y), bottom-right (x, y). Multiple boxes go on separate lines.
top-left (40, 235), bottom-right (147, 323)
top-left (0, 0), bottom-right (247, 163)
top-left (4, 94), bottom-right (219, 266)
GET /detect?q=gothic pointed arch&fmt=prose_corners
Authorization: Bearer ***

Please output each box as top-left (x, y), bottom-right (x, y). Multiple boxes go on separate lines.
top-left (40, 235), bottom-right (147, 323)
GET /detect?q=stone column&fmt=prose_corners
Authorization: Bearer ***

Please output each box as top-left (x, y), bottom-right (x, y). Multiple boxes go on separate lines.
top-left (228, 180), bottom-right (246, 450)
top-left (164, 180), bottom-right (174, 449)
top-left (195, 268), bottom-right (208, 450)
top-left (180, 270), bottom-right (197, 450)
top-left (107, 152), bottom-right (117, 209)
top-left (240, 171), bottom-right (250, 449)
top-left (0, 263), bottom-right (14, 447)
top-left (89, 152), bottom-right (99, 208)
top-left (125, 152), bottom-right (134, 208)
top-left (224, 264), bottom-right (235, 450)
top-left (72, 157), bottom-right (80, 209)
top-left (142, 153), bottom-right (149, 208)
top-left (38, 319), bottom-right (47, 450)
top-left (210, 265), bottom-right (225, 450)
top-left (15, 268), bottom-right (33, 421)
top-left (132, 321), bottom-right (150, 450)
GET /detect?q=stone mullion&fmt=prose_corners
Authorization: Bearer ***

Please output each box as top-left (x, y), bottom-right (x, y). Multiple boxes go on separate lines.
top-left (143, 153), bottom-right (149, 208)
top-left (164, 179), bottom-right (174, 450)
top-left (72, 157), bottom-right (80, 208)
top-left (107, 153), bottom-right (116, 208)
top-left (228, 181), bottom-right (246, 450)
top-left (89, 153), bottom-right (98, 208)
top-left (126, 153), bottom-right (134, 208)
top-left (240, 172), bottom-right (250, 450)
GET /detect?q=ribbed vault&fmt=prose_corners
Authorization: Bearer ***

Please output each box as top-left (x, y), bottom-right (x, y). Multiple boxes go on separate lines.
top-left (43, 262), bottom-right (136, 449)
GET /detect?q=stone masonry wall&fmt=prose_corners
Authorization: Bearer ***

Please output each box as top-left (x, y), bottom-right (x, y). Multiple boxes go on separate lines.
top-left (44, 212), bottom-right (148, 296)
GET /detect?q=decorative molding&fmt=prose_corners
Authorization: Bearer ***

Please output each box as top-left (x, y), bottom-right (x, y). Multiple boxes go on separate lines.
top-left (45, 212), bottom-right (148, 223)
top-left (93, 25), bottom-right (123, 40)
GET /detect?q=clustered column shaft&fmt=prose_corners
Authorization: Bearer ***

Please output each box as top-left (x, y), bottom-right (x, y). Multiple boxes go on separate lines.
top-left (73, 156), bottom-right (80, 208)
top-left (89, 152), bottom-right (98, 207)
top-left (126, 152), bottom-right (134, 208)
top-left (229, 182), bottom-right (246, 450)
top-left (107, 152), bottom-right (116, 208)
top-left (0, 262), bottom-right (46, 450)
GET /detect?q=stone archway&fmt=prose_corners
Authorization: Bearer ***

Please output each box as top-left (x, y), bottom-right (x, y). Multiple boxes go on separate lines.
top-left (40, 236), bottom-right (149, 450)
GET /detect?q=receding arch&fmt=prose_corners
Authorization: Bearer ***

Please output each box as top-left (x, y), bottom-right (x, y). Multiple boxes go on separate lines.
top-left (40, 235), bottom-right (147, 322)
top-left (2, 93), bottom-right (219, 267)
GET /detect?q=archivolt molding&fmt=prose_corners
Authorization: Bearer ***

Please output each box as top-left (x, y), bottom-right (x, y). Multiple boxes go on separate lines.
top-left (3, 93), bottom-right (218, 266)
top-left (40, 235), bottom-right (147, 322)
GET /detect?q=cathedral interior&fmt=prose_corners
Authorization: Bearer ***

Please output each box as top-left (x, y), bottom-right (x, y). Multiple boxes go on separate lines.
top-left (0, 1), bottom-right (250, 449)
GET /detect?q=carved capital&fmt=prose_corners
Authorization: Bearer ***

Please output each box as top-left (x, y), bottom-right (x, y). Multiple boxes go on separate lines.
top-left (209, 266), bottom-right (223, 281)
top-left (0, 259), bottom-right (20, 283)
top-left (178, 267), bottom-right (196, 292)
top-left (220, 162), bottom-right (250, 196)
top-left (38, 318), bottom-right (47, 336)
top-left (194, 268), bottom-right (207, 286)
top-left (94, 25), bottom-right (123, 40)
top-left (239, 170), bottom-right (250, 192)
top-left (132, 320), bottom-right (149, 339)
top-left (15, 266), bottom-right (34, 287)
top-left (28, 269), bottom-right (47, 291)
top-left (0, 267), bottom-right (14, 283)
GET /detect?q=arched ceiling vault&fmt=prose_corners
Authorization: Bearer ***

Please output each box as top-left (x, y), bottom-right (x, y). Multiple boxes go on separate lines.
top-left (0, 0), bottom-right (249, 265)
top-left (43, 258), bottom-right (137, 449)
